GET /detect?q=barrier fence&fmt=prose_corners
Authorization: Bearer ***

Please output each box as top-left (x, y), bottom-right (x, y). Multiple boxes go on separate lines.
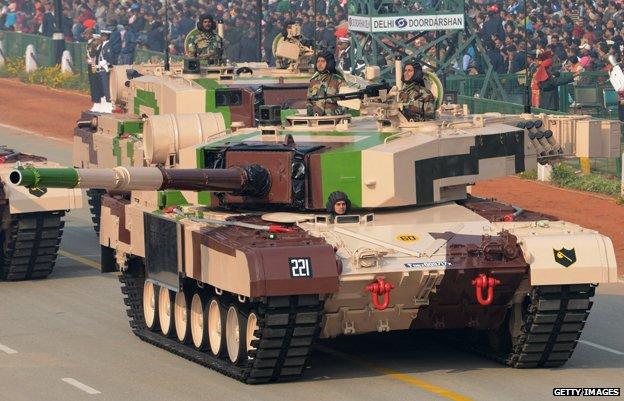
top-left (448, 71), bottom-right (619, 120)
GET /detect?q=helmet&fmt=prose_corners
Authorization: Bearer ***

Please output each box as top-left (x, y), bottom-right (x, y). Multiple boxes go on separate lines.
top-left (402, 59), bottom-right (425, 86)
top-left (315, 50), bottom-right (336, 74)
top-left (326, 191), bottom-right (351, 214)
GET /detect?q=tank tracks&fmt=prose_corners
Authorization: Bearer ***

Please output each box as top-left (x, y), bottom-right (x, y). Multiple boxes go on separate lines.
top-left (0, 211), bottom-right (65, 280)
top-left (445, 284), bottom-right (594, 368)
top-left (86, 189), bottom-right (106, 234)
top-left (119, 263), bottom-right (324, 383)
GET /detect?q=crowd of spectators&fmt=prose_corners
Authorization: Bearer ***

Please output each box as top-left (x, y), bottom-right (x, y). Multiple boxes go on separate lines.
top-left (0, 0), bottom-right (351, 65)
top-left (1, 0), bottom-right (623, 108)
top-left (462, 0), bottom-right (623, 76)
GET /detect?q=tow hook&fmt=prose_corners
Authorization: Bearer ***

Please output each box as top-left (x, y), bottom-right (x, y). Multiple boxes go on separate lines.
top-left (471, 273), bottom-right (501, 306)
top-left (365, 277), bottom-right (394, 311)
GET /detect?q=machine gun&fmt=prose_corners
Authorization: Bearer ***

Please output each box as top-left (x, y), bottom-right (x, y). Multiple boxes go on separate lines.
top-left (308, 82), bottom-right (391, 102)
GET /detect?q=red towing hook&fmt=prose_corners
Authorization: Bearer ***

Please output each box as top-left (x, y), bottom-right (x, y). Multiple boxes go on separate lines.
top-left (365, 277), bottom-right (395, 311)
top-left (471, 273), bottom-right (501, 306)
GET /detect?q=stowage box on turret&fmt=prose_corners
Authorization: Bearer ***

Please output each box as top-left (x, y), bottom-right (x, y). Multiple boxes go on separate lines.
top-left (13, 88), bottom-right (620, 382)
top-left (0, 147), bottom-right (82, 280)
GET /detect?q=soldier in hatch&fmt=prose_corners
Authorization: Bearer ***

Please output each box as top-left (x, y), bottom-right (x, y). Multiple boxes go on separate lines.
top-left (187, 14), bottom-right (223, 65)
top-left (306, 51), bottom-right (346, 116)
top-left (399, 60), bottom-right (436, 121)
top-left (275, 20), bottom-right (314, 70)
top-left (326, 191), bottom-right (351, 219)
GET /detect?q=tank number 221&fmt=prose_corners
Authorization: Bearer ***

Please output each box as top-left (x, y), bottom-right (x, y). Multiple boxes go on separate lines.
top-left (289, 257), bottom-right (313, 278)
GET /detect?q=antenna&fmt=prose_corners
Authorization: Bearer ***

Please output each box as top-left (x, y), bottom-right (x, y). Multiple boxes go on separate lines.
top-left (164, 0), bottom-right (170, 71)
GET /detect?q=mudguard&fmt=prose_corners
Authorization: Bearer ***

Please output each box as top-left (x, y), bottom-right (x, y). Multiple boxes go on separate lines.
top-left (520, 232), bottom-right (618, 285)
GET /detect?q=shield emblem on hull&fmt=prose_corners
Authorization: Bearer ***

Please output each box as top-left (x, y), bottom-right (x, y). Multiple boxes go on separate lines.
top-left (553, 248), bottom-right (577, 267)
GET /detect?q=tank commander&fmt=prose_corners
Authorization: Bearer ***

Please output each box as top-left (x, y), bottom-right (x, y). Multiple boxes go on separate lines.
top-left (398, 60), bottom-right (436, 121)
top-left (326, 191), bottom-right (351, 219)
top-left (187, 13), bottom-right (223, 65)
top-left (307, 51), bottom-right (346, 116)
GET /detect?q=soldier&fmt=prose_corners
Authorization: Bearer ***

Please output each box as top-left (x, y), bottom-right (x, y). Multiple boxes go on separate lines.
top-left (96, 28), bottom-right (116, 112)
top-left (326, 191), bottom-right (351, 218)
top-left (275, 20), bottom-right (314, 70)
top-left (399, 61), bottom-right (436, 121)
top-left (187, 13), bottom-right (223, 65)
top-left (307, 51), bottom-right (346, 116)
top-left (86, 31), bottom-right (103, 111)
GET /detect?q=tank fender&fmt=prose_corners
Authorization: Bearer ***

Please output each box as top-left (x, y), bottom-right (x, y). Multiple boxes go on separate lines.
top-left (198, 229), bottom-right (340, 297)
top-left (520, 232), bottom-right (618, 285)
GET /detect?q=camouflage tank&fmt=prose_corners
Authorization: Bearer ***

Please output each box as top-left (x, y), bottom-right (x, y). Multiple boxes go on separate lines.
top-left (11, 86), bottom-right (620, 382)
top-left (74, 41), bottom-right (323, 232)
top-left (0, 146), bottom-right (82, 280)
top-left (106, 31), bottom-right (316, 128)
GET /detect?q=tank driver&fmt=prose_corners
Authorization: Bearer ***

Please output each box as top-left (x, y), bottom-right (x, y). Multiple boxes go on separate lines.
top-left (399, 60), bottom-right (436, 121)
top-left (306, 51), bottom-right (346, 116)
top-left (326, 191), bottom-right (351, 220)
top-left (187, 14), bottom-right (223, 65)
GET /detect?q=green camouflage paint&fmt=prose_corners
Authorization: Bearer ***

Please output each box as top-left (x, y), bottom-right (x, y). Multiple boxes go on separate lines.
top-left (317, 131), bottom-right (392, 208)
top-left (193, 78), bottom-right (232, 127)
top-left (280, 108), bottom-right (298, 125)
top-left (126, 141), bottom-right (134, 165)
top-left (112, 137), bottom-right (122, 166)
top-left (134, 89), bottom-right (160, 115)
top-left (122, 121), bottom-right (144, 135)
top-left (158, 191), bottom-right (190, 208)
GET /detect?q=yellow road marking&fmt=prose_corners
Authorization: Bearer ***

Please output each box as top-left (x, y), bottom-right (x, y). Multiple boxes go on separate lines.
top-left (58, 250), bottom-right (473, 400)
top-left (317, 345), bottom-right (474, 401)
top-left (59, 250), bottom-right (101, 271)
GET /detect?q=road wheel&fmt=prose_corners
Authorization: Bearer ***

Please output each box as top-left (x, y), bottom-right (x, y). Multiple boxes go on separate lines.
top-left (246, 311), bottom-right (259, 354)
top-left (158, 287), bottom-right (175, 337)
top-left (143, 281), bottom-right (160, 331)
top-left (226, 304), bottom-right (248, 364)
top-left (208, 297), bottom-right (226, 357)
top-left (174, 290), bottom-right (191, 343)
top-left (190, 292), bottom-right (208, 350)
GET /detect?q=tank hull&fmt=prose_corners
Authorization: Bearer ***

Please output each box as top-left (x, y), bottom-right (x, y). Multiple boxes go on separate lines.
top-left (93, 191), bottom-right (613, 382)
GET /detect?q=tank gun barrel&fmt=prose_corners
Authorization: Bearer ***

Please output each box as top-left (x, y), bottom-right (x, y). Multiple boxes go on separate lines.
top-left (10, 165), bottom-right (271, 197)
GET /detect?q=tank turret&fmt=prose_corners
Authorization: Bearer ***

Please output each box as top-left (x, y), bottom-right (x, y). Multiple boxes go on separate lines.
top-left (40, 108), bottom-right (624, 212)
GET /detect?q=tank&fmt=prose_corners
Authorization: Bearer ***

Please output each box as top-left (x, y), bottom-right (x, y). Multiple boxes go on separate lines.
top-left (74, 52), bottom-right (319, 233)
top-left (72, 59), bottom-right (448, 235)
top-left (0, 146), bottom-right (82, 280)
top-left (10, 99), bottom-right (620, 382)
top-left (106, 42), bottom-right (316, 126)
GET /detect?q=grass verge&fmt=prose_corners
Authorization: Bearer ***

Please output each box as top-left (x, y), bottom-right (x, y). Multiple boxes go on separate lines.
top-left (0, 57), bottom-right (88, 92)
top-left (520, 163), bottom-right (623, 201)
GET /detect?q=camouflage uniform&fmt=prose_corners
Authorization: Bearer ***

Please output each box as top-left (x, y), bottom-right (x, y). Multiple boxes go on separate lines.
top-left (188, 31), bottom-right (223, 65)
top-left (306, 72), bottom-right (346, 116)
top-left (399, 82), bottom-right (436, 121)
